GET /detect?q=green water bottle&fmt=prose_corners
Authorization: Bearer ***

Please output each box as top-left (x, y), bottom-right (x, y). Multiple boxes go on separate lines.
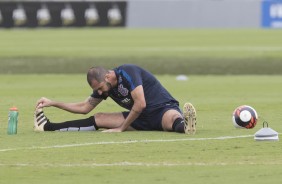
top-left (7, 107), bottom-right (19, 135)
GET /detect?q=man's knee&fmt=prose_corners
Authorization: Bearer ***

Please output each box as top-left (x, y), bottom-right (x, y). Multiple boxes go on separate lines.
top-left (162, 110), bottom-right (182, 130)
top-left (94, 112), bottom-right (103, 120)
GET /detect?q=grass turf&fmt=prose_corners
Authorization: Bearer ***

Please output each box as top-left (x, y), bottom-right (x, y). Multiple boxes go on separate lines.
top-left (0, 74), bottom-right (282, 184)
top-left (1, 28), bottom-right (282, 183)
top-left (0, 29), bottom-right (282, 74)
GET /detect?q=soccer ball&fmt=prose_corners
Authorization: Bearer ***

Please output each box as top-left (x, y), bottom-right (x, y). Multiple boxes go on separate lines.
top-left (232, 105), bottom-right (258, 129)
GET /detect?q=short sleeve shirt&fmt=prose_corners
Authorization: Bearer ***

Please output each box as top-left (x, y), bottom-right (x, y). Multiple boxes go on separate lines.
top-left (91, 64), bottom-right (179, 113)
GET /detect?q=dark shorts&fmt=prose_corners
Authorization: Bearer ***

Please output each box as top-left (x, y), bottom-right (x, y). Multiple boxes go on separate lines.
top-left (122, 102), bottom-right (182, 131)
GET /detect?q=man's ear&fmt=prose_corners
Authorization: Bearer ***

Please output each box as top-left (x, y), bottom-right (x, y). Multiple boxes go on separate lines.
top-left (105, 72), bottom-right (110, 81)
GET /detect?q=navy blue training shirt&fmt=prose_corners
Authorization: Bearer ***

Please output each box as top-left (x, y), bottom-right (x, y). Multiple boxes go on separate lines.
top-left (91, 64), bottom-right (179, 113)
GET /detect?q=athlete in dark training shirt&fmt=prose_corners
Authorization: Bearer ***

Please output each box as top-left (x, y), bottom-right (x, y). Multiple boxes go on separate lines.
top-left (34, 64), bottom-right (197, 134)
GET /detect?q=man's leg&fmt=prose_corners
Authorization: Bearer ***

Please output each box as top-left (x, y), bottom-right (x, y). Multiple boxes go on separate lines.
top-left (161, 103), bottom-right (197, 134)
top-left (94, 112), bottom-right (135, 131)
top-left (162, 109), bottom-right (184, 132)
top-left (34, 108), bottom-right (98, 131)
top-left (34, 108), bottom-right (134, 131)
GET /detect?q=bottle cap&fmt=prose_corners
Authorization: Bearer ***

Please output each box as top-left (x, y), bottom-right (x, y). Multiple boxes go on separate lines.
top-left (9, 107), bottom-right (18, 111)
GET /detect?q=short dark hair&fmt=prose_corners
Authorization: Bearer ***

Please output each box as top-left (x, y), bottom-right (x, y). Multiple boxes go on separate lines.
top-left (87, 66), bottom-right (107, 85)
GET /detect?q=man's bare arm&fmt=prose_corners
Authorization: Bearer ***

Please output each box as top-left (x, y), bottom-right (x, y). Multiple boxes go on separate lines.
top-left (36, 96), bottom-right (102, 114)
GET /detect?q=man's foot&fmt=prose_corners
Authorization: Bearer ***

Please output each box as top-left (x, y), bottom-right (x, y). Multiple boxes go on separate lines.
top-left (183, 102), bottom-right (197, 134)
top-left (34, 108), bottom-right (48, 131)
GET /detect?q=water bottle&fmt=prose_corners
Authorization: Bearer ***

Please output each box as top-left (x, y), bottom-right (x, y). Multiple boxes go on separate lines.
top-left (7, 107), bottom-right (19, 135)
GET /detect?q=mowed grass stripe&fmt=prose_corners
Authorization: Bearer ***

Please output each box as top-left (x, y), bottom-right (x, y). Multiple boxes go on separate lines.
top-left (1, 29), bottom-right (282, 74)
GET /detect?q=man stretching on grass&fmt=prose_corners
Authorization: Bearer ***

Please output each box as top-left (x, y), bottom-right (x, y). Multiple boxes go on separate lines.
top-left (34, 64), bottom-right (197, 134)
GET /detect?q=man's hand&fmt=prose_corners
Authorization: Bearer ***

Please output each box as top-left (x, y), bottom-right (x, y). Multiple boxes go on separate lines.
top-left (36, 97), bottom-right (53, 109)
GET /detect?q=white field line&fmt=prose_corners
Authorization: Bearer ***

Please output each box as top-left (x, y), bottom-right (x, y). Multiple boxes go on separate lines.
top-left (0, 161), bottom-right (281, 168)
top-left (6, 46), bottom-right (282, 52)
top-left (135, 46), bottom-right (282, 52)
top-left (0, 162), bottom-right (226, 167)
top-left (79, 46), bottom-right (282, 52)
top-left (0, 135), bottom-right (253, 153)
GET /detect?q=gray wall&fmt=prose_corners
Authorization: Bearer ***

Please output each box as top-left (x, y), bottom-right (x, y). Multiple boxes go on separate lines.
top-left (127, 0), bottom-right (261, 28)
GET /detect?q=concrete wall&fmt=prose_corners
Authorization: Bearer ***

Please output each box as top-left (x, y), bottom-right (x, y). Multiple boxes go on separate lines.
top-left (126, 0), bottom-right (261, 28)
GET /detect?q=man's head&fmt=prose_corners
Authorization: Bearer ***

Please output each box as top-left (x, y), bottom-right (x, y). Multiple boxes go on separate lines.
top-left (87, 66), bottom-right (113, 97)
top-left (87, 66), bottom-right (107, 85)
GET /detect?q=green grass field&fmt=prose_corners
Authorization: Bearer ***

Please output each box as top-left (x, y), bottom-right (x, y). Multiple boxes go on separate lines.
top-left (0, 29), bottom-right (282, 74)
top-left (1, 29), bottom-right (282, 184)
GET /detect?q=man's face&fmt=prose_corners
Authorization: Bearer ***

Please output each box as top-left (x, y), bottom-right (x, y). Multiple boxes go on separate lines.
top-left (91, 80), bottom-right (112, 97)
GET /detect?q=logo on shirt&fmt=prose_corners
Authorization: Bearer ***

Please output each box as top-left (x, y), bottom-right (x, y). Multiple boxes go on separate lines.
top-left (121, 98), bottom-right (131, 104)
top-left (118, 84), bottom-right (128, 96)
